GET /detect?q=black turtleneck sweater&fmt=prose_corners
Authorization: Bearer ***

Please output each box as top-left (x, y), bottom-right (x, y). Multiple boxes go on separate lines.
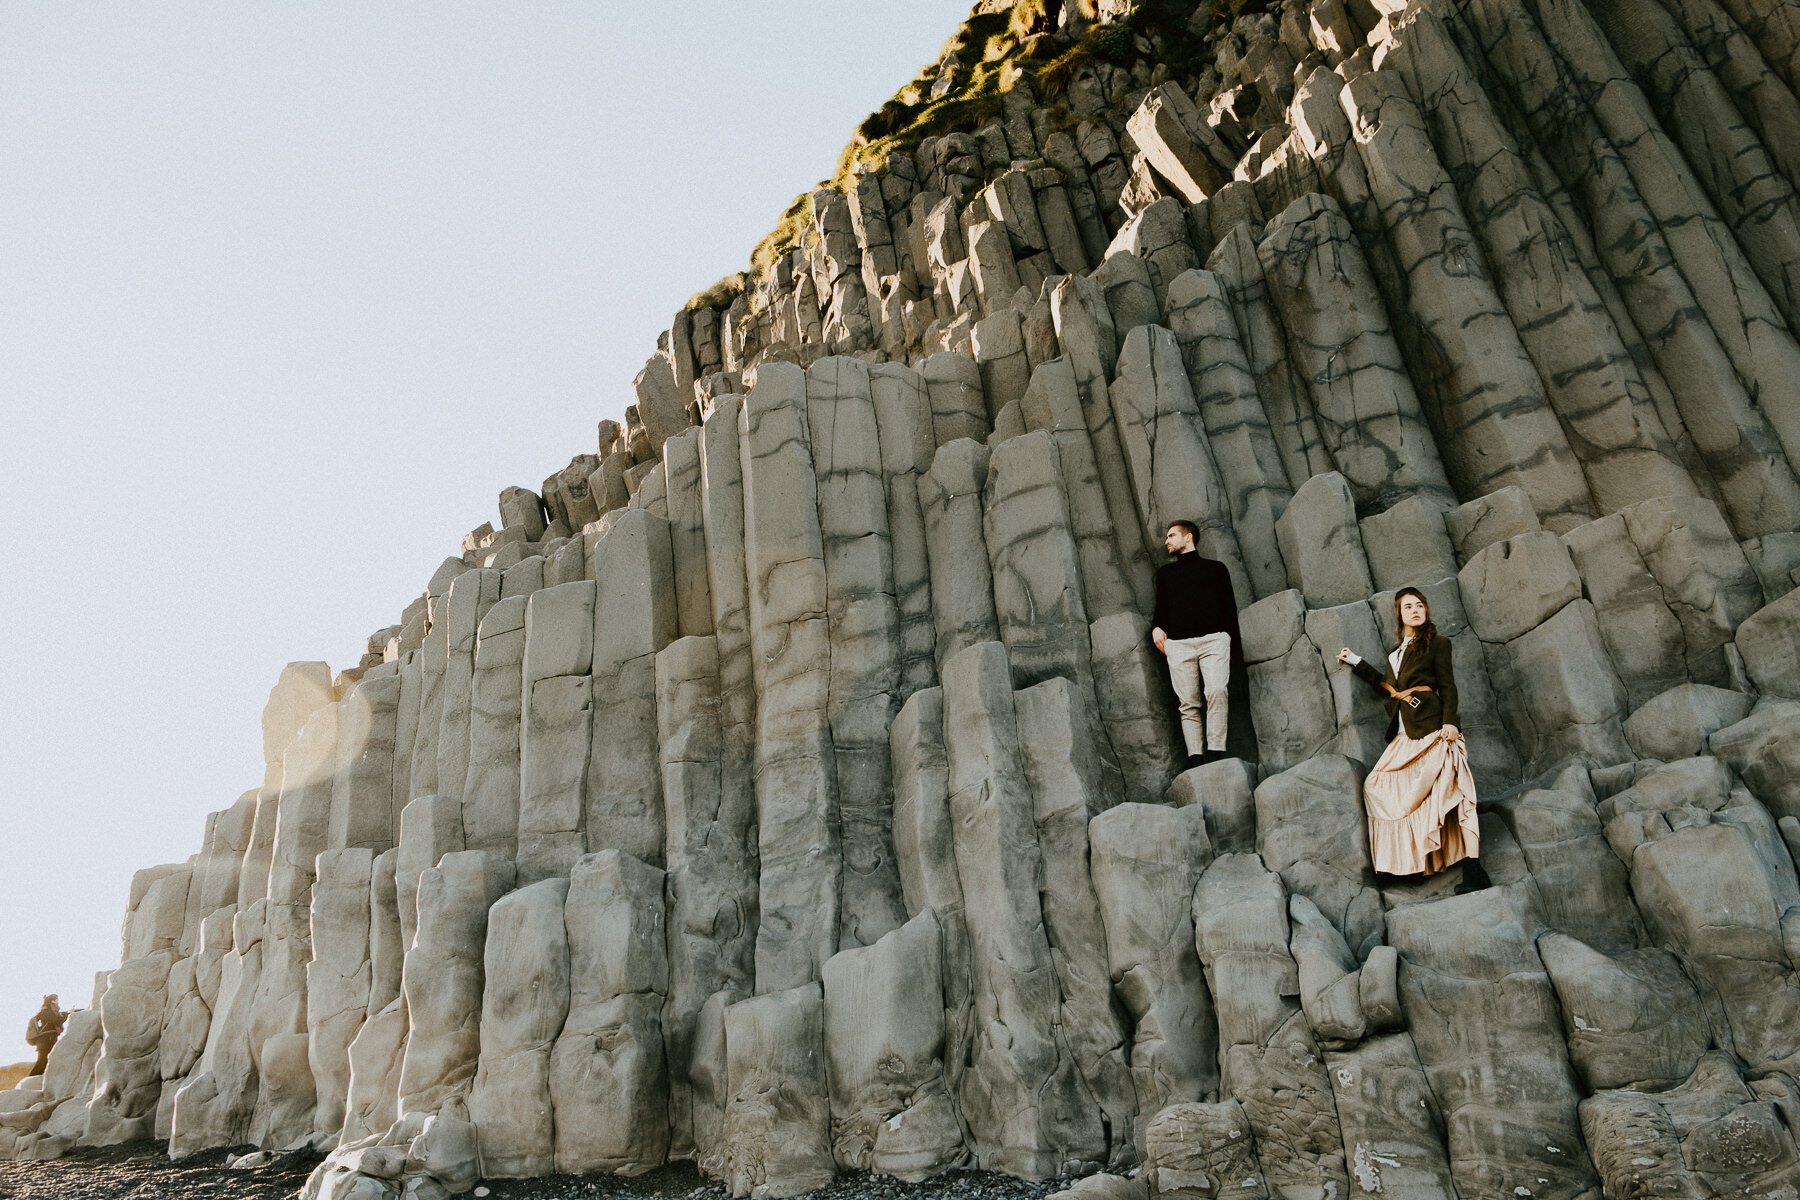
top-left (1151, 551), bottom-right (1240, 641)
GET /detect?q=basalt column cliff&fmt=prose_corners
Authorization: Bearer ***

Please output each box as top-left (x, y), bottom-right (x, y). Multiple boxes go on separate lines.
top-left (10, 0), bottom-right (1800, 1195)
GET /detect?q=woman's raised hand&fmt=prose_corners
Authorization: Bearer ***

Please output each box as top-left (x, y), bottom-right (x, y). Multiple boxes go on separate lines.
top-left (1335, 646), bottom-right (1354, 664)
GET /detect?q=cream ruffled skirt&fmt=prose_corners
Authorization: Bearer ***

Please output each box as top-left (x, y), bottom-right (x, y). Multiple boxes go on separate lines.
top-left (1362, 728), bottom-right (1480, 876)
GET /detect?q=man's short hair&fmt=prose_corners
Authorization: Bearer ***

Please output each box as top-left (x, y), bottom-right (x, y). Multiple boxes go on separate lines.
top-left (1167, 519), bottom-right (1199, 539)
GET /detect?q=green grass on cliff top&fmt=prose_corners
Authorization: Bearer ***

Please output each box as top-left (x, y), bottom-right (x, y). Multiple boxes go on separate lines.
top-left (688, 0), bottom-right (1241, 308)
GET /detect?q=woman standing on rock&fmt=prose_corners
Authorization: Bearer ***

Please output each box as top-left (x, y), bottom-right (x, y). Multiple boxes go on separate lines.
top-left (1335, 587), bottom-right (1489, 893)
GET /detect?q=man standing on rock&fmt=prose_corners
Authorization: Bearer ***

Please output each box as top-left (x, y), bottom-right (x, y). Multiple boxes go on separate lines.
top-left (25, 994), bottom-right (65, 1078)
top-left (1150, 519), bottom-right (1242, 768)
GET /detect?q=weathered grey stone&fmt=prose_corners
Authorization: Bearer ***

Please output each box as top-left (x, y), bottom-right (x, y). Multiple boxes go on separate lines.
top-left (396, 850), bottom-right (512, 1118)
top-left (1585, 1052), bottom-right (1800, 1198)
top-left (1483, 600), bottom-right (1631, 773)
top-left (1563, 512), bottom-right (1688, 708)
top-left (1324, 1032), bottom-right (1458, 1199)
top-left (1015, 678), bottom-right (1135, 1168)
top-left (943, 642), bottom-right (1104, 1176)
top-left (1711, 700), bottom-right (1800, 820)
top-left (306, 849), bottom-right (373, 1139)
top-left (1052, 273), bottom-right (1157, 613)
top-left (83, 951), bottom-right (175, 1146)
top-left (1090, 612), bottom-right (1187, 807)
top-left (663, 426), bottom-right (714, 639)
top-left (889, 685), bottom-right (973, 1120)
top-left (1357, 496), bottom-right (1455, 595)
top-left (340, 1000), bottom-right (412, 1158)
top-left (1341, 68), bottom-right (1595, 530)
top-left (920, 438), bottom-right (1000, 671)
top-left (1458, 531), bottom-right (1583, 644)
top-left (1205, 225), bottom-right (1331, 492)
top-left (739, 363), bottom-right (838, 991)
top-left (1254, 755), bottom-right (1381, 953)
top-left (1240, 590), bottom-right (1336, 771)
top-left (1191, 854), bottom-right (1346, 1197)
top-left (1496, 779), bottom-right (1644, 955)
top-left (1597, 758), bottom-right (1800, 1071)
top-left (330, 674), bottom-right (402, 853)
top-left (1738, 587), bottom-right (1800, 701)
top-left (434, 569), bottom-right (501, 808)
top-left (1110, 324), bottom-right (1247, 592)
top-left (1303, 601), bottom-right (1390, 767)
top-left (498, 486), bottom-right (546, 541)
top-left (722, 984), bottom-right (834, 1198)
top-left (1387, 889), bottom-right (1597, 1198)
top-left (656, 636), bottom-right (753, 1160)
top-left (1088, 804), bottom-right (1215, 1153)
top-left (806, 357), bottom-right (907, 949)
top-left (1126, 83), bottom-right (1232, 203)
top-left (1091, 252), bottom-right (1162, 339)
top-left (467, 877), bottom-right (570, 1178)
top-left (1142, 1101), bottom-right (1266, 1200)
top-left (983, 431), bottom-right (1094, 691)
top-left (587, 508), bottom-right (675, 869)
top-left (634, 350), bottom-right (690, 449)
top-left (1461, 0), bottom-right (1800, 538)
top-left (1256, 194), bottom-right (1453, 513)
top-left (974, 310), bottom-right (1031, 422)
top-left (1624, 682), bottom-right (1758, 761)
top-left (1017, 357), bottom-right (1141, 621)
top-left (263, 662), bottom-right (334, 768)
top-left (920, 352), bottom-right (988, 447)
top-left (1274, 472), bottom-right (1374, 609)
top-left (410, 626), bottom-right (446, 801)
top-left (870, 362), bottom-right (942, 695)
top-left (821, 912), bottom-right (965, 1179)
top-left (1164, 758), bottom-right (1257, 855)
top-left (1161, 268), bottom-right (1293, 601)
top-left (1537, 933), bottom-right (1709, 1092)
top-left (1379, 6), bottom-right (1699, 521)
top-left (460, 596), bottom-right (525, 857)
top-left (1624, 495), bottom-right (1764, 684)
top-left (552, 850), bottom-right (669, 1176)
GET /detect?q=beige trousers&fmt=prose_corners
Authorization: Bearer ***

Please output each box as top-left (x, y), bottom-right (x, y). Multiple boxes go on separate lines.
top-left (1165, 632), bottom-right (1231, 755)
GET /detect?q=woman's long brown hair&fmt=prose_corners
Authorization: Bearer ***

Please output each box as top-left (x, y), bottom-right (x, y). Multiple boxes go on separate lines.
top-left (1392, 587), bottom-right (1437, 652)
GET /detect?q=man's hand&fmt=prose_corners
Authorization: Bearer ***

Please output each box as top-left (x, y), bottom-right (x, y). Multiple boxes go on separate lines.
top-left (1152, 627), bottom-right (1168, 654)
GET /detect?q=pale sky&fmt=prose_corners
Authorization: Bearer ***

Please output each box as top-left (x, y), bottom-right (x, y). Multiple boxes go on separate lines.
top-left (0, 2), bottom-right (972, 1061)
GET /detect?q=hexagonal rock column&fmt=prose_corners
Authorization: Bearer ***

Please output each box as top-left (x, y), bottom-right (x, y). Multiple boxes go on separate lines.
top-left (304, 848), bottom-right (372, 1140)
top-left (551, 850), bottom-right (669, 1175)
top-left (738, 363), bottom-right (839, 991)
top-left (806, 356), bottom-right (907, 950)
top-left (821, 911), bottom-right (966, 1179)
top-left (942, 641), bottom-right (1106, 1176)
top-left (1385, 888), bottom-right (1597, 1198)
top-left (585, 508), bottom-right (675, 871)
top-left (468, 877), bottom-right (571, 1179)
top-left (1192, 854), bottom-right (1346, 1198)
top-left (461, 594), bottom-right (527, 857)
top-left (721, 984), bottom-right (834, 1199)
top-left (1088, 803), bottom-right (1216, 1153)
top-left (396, 850), bottom-right (512, 1119)
top-left (657, 634), bottom-right (754, 1158)
top-left (518, 581), bottom-right (595, 885)
top-left (1256, 194), bottom-right (1454, 514)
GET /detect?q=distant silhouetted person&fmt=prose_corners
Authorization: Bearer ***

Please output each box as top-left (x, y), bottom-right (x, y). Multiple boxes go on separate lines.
top-left (25, 995), bottom-right (65, 1078)
top-left (1150, 519), bottom-right (1241, 768)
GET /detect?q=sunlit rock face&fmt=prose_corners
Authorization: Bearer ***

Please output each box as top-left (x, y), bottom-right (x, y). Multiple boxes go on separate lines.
top-left (19, 0), bottom-right (1800, 1193)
